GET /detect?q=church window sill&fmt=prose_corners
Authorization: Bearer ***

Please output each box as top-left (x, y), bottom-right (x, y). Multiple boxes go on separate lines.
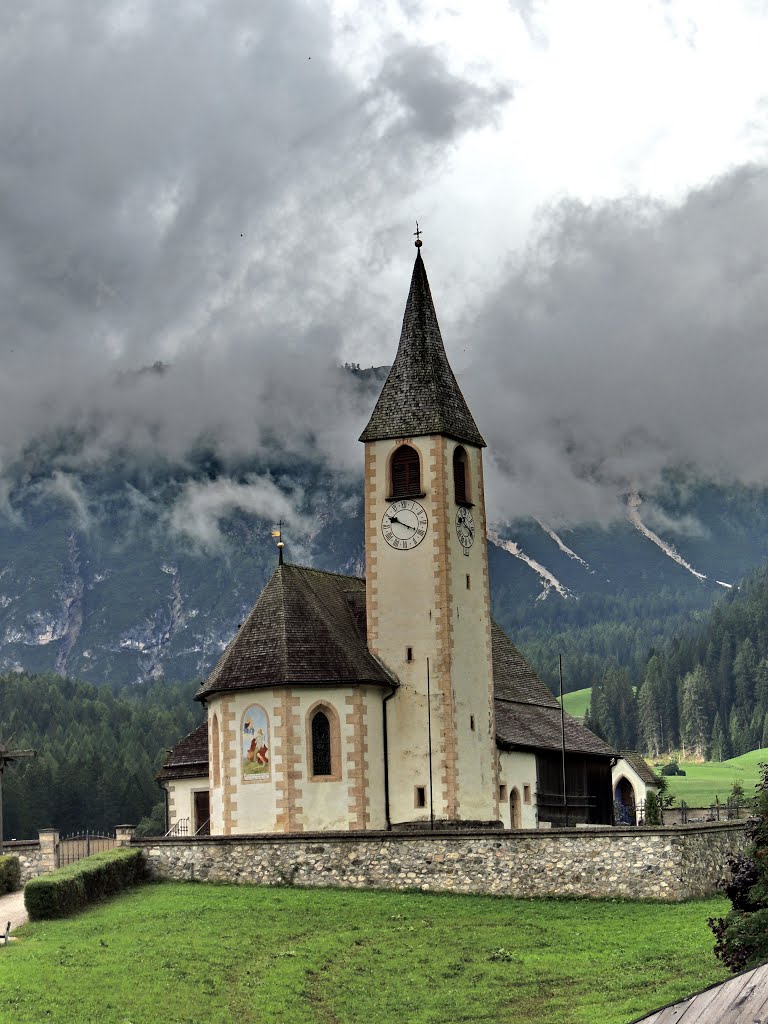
top-left (386, 491), bottom-right (426, 501)
top-left (456, 499), bottom-right (475, 508)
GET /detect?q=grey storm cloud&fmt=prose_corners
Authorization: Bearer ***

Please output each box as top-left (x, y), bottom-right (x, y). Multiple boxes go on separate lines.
top-left (463, 164), bottom-right (768, 525)
top-left (0, 0), bottom-right (512, 494)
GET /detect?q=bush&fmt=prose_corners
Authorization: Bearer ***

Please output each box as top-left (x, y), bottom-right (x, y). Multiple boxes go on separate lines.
top-left (0, 854), bottom-right (21, 894)
top-left (710, 762), bottom-right (768, 970)
top-left (644, 791), bottom-right (662, 826)
top-left (24, 848), bottom-right (147, 921)
top-left (661, 762), bottom-right (683, 776)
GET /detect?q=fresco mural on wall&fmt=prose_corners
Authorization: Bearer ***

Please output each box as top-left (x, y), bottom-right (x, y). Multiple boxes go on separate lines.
top-left (242, 704), bottom-right (270, 781)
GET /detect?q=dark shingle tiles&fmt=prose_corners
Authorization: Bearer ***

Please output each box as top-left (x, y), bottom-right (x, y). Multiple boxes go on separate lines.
top-left (619, 750), bottom-right (662, 788)
top-left (157, 721), bottom-right (209, 780)
top-left (195, 564), bottom-right (395, 701)
top-left (359, 251), bottom-right (486, 447)
top-left (492, 622), bottom-right (615, 757)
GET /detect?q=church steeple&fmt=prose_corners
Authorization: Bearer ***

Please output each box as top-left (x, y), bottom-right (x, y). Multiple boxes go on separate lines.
top-left (359, 250), bottom-right (485, 447)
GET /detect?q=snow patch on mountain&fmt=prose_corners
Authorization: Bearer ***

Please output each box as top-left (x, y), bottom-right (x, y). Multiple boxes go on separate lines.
top-left (626, 493), bottom-right (717, 583)
top-left (488, 530), bottom-right (573, 600)
top-left (535, 519), bottom-right (593, 572)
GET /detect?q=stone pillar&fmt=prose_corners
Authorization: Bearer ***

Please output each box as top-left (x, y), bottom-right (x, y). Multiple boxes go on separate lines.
top-left (115, 825), bottom-right (136, 847)
top-left (38, 829), bottom-right (59, 873)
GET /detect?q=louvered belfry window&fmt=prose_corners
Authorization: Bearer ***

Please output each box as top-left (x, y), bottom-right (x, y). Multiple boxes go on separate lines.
top-left (391, 444), bottom-right (421, 497)
top-left (453, 445), bottom-right (468, 503)
top-left (311, 711), bottom-right (332, 776)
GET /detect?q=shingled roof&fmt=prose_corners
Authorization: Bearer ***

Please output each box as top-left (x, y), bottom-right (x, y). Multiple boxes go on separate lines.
top-left (157, 722), bottom-right (209, 781)
top-left (619, 750), bottom-right (661, 788)
top-left (195, 564), bottom-right (395, 701)
top-left (359, 250), bottom-right (486, 447)
top-left (492, 623), bottom-right (615, 758)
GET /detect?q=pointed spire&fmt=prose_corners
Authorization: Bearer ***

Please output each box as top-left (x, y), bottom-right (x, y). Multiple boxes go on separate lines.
top-left (359, 250), bottom-right (485, 447)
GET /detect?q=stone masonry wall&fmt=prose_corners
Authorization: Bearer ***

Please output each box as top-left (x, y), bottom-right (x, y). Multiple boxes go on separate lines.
top-left (137, 822), bottom-right (747, 902)
top-left (4, 840), bottom-right (44, 884)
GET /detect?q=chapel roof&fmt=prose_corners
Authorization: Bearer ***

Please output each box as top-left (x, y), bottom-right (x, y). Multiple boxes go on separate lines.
top-left (618, 750), bottom-right (662, 788)
top-left (492, 623), bottom-right (615, 758)
top-left (156, 721), bottom-right (209, 781)
top-left (195, 564), bottom-right (395, 701)
top-left (359, 250), bottom-right (486, 447)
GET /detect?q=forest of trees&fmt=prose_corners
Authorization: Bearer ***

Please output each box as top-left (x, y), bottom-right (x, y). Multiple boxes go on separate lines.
top-left (0, 672), bottom-right (202, 839)
top-left (585, 564), bottom-right (768, 759)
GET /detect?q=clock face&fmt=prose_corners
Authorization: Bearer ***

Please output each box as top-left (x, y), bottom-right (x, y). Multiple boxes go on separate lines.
top-left (456, 507), bottom-right (475, 549)
top-left (382, 500), bottom-right (428, 550)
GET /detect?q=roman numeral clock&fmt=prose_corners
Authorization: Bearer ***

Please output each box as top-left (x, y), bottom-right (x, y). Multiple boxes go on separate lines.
top-left (381, 500), bottom-right (428, 550)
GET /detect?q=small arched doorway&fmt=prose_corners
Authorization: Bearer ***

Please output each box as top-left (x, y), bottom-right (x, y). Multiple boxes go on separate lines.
top-left (614, 777), bottom-right (636, 825)
top-left (510, 787), bottom-right (522, 829)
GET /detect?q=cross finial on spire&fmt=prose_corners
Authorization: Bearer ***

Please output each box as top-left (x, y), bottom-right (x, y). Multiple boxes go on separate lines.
top-left (414, 221), bottom-right (422, 248)
top-left (272, 520), bottom-right (285, 565)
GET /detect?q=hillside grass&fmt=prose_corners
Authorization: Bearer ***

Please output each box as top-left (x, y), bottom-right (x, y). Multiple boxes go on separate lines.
top-left (2, 882), bottom-right (729, 1024)
top-left (658, 748), bottom-right (768, 807)
top-left (559, 686), bottom-right (592, 719)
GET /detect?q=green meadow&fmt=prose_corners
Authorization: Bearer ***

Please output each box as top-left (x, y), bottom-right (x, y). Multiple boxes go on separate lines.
top-left (657, 748), bottom-right (768, 806)
top-left (560, 687), bottom-right (592, 719)
top-left (1, 883), bottom-right (728, 1024)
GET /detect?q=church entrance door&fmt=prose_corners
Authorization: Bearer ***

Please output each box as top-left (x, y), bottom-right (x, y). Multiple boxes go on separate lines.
top-left (194, 790), bottom-right (211, 835)
top-left (510, 788), bottom-right (522, 829)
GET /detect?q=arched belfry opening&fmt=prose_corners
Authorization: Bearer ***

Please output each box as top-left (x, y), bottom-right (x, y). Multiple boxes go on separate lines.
top-left (510, 787), bottom-right (522, 829)
top-left (453, 445), bottom-right (470, 504)
top-left (390, 443), bottom-right (421, 498)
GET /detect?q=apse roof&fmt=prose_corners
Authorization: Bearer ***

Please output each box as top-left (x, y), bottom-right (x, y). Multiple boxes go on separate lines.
top-left (195, 564), bottom-right (395, 701)
top-left (156, 722), bottom-right (209, 781)
top-left (359, 250), bottom-right (486, 447)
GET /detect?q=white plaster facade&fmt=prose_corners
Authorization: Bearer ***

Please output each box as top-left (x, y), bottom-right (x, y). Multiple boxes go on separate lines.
top-left (612, 756), bottom-right (660, 807)
top-left (205, 685), bottom-right (387, 835)
top-left (498, 750), bottom-right (538, 829)
top-left (364, 435), bottom-right (498, 825)
top-left (165, 776), bottom-right (209, 834)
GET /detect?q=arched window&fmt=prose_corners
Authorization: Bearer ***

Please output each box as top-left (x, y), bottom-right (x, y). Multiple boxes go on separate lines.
top-left (311, 711), bottom-right (332, 776)
top-left (211, 714), bottom-right (220, 788)
top-left (510, 788), bottom-right (522, 829)
top-left (391, 444), bottom-right (421, 497)
top-left (307, 703), bottom-right (341, 780)
top-left (453, 445), bottom-right (470, 504)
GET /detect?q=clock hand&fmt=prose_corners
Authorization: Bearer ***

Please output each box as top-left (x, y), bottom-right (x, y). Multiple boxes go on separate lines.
top-left (386, 515), bottom-right (414, 530)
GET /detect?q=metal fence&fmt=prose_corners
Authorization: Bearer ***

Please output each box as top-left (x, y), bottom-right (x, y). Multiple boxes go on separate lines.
top-left (614, 798), bottom-right (750, 827)
top-left (56, 830), bottom-right (116, 866)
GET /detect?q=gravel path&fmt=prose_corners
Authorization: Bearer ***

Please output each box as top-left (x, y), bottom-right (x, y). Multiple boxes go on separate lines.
top-left (0, 889), bottom-right (28, 938)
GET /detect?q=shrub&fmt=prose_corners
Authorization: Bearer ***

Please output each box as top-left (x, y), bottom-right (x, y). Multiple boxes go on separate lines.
top-left (710, 762), bottom-right (768, 970)
top-left (661, 762), bottom-right (683, 776)
top-left (0, 854), bottom-right (21, 894)
top-left (24, 848), bottom-right (147, 921)
top-left (644, 791), bottom-right (662, 826)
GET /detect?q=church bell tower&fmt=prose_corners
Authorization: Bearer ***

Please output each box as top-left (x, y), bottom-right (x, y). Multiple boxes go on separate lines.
top-left (360, 240), bottom-right (499, 826)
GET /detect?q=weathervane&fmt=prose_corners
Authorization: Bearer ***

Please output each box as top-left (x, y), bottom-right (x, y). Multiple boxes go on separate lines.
top-left (272, 520), bottom-right (285, 565)
top-left (414, 221), bottom-right (423, 248)
top-left (0, 736), bottom-right (36, 854)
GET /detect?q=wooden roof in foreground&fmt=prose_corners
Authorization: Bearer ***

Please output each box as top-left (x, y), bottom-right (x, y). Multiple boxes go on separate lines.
top-left (630, 962), bottom-right (768, 1023)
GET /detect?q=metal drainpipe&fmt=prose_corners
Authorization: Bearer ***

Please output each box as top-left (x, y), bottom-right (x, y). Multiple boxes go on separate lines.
top-left (382, 685), bottom-right (397, 830)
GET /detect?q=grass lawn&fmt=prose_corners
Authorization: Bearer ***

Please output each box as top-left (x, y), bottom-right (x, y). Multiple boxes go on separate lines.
top-left (559, 687), bottom-right (592, 719)
top-left (654, 748), bottom-right (768, 806)
top-left (1, 882), bottom-right (729, 1024)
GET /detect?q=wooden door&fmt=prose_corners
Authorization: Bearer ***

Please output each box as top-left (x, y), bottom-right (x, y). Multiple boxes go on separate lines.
top-left (194, 790), bottom-right (210, 835)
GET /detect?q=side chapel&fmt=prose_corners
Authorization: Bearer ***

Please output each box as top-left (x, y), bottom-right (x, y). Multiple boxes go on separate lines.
top-left (159, 241), bottom-right (618, 835)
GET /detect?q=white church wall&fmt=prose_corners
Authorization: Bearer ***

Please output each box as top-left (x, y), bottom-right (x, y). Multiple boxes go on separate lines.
top-left (498, 750), bottom-right (538, 829)
top-left (612, 758), bottom-right (658, 806)
top-left (165, 776), bottom-right (208, 833)
top-left (444, 440), bottom-right (498, 822)
top-left (205, 685), bottom-right (387, 834)
top-left (364, 436), bottom-right (498, 825)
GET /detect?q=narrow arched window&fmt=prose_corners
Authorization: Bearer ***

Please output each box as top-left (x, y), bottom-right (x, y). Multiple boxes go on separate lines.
top-left (211, 714), bottom-right (220, 788)
top-left (311, 711), bottom-right (332, 776)
top-left (453, 446), bottom-right (469, 503)
top-left (391, 444), bottom-right (421, 497)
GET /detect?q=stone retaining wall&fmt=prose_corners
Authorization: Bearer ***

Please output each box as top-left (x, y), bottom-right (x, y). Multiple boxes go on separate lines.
top-left (136, 821), bottom-right (747, 901)
top-left (4, 839), bottom-right (44, 884)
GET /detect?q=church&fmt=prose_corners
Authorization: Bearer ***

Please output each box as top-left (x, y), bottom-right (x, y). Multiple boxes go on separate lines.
top-left (159, 241), bottom-right (619, 835)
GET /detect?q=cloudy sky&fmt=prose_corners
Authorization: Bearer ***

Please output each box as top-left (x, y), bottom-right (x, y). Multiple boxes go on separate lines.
top-left (3, 0), bottom-right (768, 529)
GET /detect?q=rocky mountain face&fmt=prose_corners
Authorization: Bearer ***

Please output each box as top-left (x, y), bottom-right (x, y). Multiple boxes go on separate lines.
top-left (3, 441), bottom-right (768, 691)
